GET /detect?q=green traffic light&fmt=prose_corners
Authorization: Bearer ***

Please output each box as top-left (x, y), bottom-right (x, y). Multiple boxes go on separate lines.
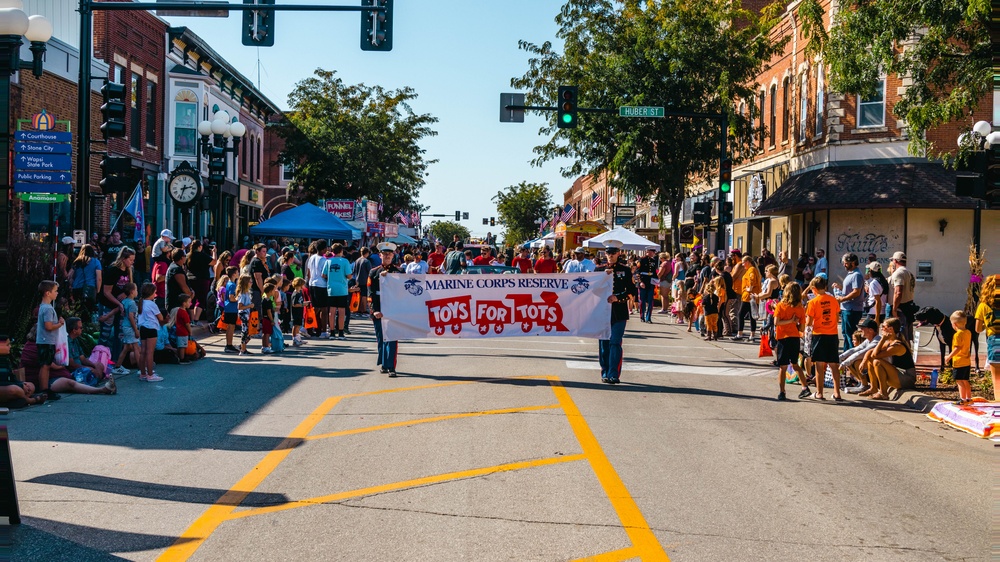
top-left (720, 182), bottom-right (731, 193)
top-left (562, 114), bottom-right (574, 124)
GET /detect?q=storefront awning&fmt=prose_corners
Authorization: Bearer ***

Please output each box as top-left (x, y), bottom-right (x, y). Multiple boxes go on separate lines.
top-left (755, 163), bottom-right (977, 216)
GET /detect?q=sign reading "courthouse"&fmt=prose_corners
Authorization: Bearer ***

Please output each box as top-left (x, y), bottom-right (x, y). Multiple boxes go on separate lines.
top-left (619, 106), bottom-right (664, 118)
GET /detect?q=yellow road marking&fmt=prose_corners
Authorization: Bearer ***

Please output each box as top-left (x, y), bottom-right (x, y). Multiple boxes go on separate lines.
top-left (334, 374), bottom-right (551, 400)
top-left (549, 380), bottom-right (670, 561)
top-left (227, 454), bottom-right (586, 520)
top-left (574, 546), bottom-right (640, 561)
top-left (305, 404), bottom-right (560, 441)
top-left (157, 396), bottom-right (343, 562)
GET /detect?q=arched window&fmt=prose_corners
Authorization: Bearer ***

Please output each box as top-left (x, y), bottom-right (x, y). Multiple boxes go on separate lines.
top-left (781, 77), bottom-right (789, 142)
top-left (758, 91), bottom-right (765, 151)
top-left (800, 72), bottom-right (809, 142)
top-left (769, 84), bottom-right (777, 147)
top-left (815, 64), bottom-right (825, 136)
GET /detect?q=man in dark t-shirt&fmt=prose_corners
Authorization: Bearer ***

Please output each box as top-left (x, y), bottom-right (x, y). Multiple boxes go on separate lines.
top-left (165, 250), bottom-right (193, 312)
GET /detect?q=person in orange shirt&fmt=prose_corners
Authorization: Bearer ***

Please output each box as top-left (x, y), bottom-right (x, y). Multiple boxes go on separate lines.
top-left (805, 276), bottom-right (843, 400)
top-left (944, 310), bottom-right (973, 404)
top-left (773, 283), bottom-right (810, 400)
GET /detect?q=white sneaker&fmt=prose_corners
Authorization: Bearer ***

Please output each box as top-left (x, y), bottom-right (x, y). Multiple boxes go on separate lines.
top-left (111, 366), bottom-right (131, 376)
top-left (319, 331), bottom-right (330, 339)
top-left (847, 385), bottom-right (869, 394)
top-left (144, 374), bottom-right (164, 382)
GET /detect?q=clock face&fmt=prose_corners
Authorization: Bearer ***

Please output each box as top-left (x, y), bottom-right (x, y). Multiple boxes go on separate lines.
top-left (169, 173), bottom-right (200, 204)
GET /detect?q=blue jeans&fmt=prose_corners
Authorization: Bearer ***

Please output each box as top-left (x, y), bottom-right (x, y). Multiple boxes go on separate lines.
top-left (372, 317), bottom-right (398, 370)
top-left (840, 310), bottom-right (863, 351)
top-left (599, 320), bottom-right (627, 381)
top-left (638, 285), bottom-right (655, 322)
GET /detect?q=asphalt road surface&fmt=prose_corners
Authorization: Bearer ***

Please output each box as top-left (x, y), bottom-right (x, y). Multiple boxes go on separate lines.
top-left (6, 316), bottom-right (994, 561)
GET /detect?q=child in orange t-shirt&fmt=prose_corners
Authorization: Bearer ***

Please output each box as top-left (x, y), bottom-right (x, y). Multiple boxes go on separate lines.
top-left (773, 283), bottom-right (810, 400)
top-left (805, 276), bottom-right (842, 400)
top-left (945, 310), bottom-right (973, 404)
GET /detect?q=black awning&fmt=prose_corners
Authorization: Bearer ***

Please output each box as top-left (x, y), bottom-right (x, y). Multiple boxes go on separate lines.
top-left (755, 163), bottom-right (980, 215)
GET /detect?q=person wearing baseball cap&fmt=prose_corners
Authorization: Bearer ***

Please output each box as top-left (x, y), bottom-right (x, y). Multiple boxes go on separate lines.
top-left (597, 240), bottom-right (637, 384)
top-left (151, 229), bottom-right (174, 261)
top-left (888, 250), bottom-right (916, 341)
top-left (370, 242), bottom-right (400, 376)
top-left (863, 261), bottom-right (888, 323)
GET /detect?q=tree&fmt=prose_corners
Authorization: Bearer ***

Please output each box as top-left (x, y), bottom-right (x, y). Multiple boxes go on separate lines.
top-left (799, 0), bottom-right (990, 160)
top-left (492, 181), bottom-right (553, 247)
top-left (275, 69), bottom-right (438, 215)
top-left (426, 221), bottom-right (470, 245)
top-left (512, 0), bottom-right (784, 252)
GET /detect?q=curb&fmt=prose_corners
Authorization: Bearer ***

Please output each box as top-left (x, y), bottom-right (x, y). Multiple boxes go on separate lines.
top-left (896, 389), bottom-right (945, 414)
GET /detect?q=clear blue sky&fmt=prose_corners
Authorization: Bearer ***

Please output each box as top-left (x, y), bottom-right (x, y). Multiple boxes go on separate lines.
top-left (162, 1), bottom-right (576, 238)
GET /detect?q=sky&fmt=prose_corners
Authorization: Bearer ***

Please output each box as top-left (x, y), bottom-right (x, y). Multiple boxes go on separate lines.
top-left (160, 0), bottom-right (577, 238)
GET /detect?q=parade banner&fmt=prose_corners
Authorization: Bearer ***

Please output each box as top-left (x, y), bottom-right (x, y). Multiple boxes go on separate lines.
top-left (381, 273), bottom-right (612, 340)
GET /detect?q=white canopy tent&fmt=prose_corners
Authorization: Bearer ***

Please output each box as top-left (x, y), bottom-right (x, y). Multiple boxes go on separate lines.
top-left (583, 227), bottom-right (659, 251)
top-left (530, 232), bottom-right (556, 248)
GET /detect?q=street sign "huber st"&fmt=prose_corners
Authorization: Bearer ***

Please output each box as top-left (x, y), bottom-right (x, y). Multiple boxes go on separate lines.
top-left (619, 106), bottom-right (664, 118)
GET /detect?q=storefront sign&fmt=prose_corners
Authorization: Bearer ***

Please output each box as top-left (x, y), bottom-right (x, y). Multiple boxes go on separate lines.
top-left (366, 201), bottom-right (379, 222)
top-left (384, 222), bottom-right (399, 237)
top-left (324, 199), bottom-right (356, 220)
top-left (367, 221), bottom-right (385, 235)
top-left (381, 273), bottom-right (612, 340)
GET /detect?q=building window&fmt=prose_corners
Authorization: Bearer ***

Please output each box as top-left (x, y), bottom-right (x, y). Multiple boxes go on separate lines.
top-left (249, 136), bottom-right (255, 182)
top-left (758, 92), bottom-right (765, 151)
top-left (282, 164), bottom-right (294, 181)
top-left (241, 134), bottom-right (247, 176)
top-left (769, 84), bottom-right (776, 147)
top-left (114, 64), bottom-right (125, 85)
top-left (815, 64), bottom-right (824, 136)
top-left (145, 81), bottom-right (156, 147)
top-left (857, 78), bottom-right (885, 128)
top-left (173, 89), bottom-right (198, 157)
top-left (799, 73), bottom-right (808, 142)
top-left (130, 72), bottom-right (141, 150)
top-left (781, 77), bottom-right (789, 142)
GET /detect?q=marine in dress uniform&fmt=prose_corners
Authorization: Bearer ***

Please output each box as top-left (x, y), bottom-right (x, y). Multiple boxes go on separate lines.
top-left (369, 242), bottom-right (400, 376)
top-left (599, 240), bottom-right (637, 384)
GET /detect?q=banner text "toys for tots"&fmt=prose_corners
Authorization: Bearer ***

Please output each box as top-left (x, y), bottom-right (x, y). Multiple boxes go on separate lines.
top-left (425, 292), bottom-right (568, 335)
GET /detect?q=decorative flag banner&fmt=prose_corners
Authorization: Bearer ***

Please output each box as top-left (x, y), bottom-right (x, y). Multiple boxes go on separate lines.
top-left (395, 210), bottom-right (410, 226)
top-left (539, 218), bottom-right (549, 233)
top-left (381, 272), bottom-right (612, 340)
top-left (591, 192), bottom-right (602, 213)
top-left (558, 203), bottom-right (574, 222)
top-left (110, 182), bottom-right (145, 243)
top-left (410, 210), bottom-right (420, 226)
top-left (562, 205), bottom-right (576, 223)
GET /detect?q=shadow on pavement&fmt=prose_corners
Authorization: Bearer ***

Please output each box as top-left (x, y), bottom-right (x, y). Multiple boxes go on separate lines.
top-left (25, 472), bottom-right (290, 507)
top-left (12, 516), bottom-right (195, 559)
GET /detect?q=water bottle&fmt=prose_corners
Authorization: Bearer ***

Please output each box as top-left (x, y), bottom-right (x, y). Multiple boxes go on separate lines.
top-left (930, 368), bottom-right (939, 389)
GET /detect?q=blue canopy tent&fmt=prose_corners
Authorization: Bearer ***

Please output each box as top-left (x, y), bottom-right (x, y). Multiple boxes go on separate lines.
top-left (250, 203), bottom-right (356, 241)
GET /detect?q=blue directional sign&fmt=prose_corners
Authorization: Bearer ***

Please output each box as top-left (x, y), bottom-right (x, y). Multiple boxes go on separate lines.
top-left (14, 182), bottom-right (72, 194)
top-left (14, 142), bottom-right (71, 154)
top-left (14, 170), bottom-right (72, 183)
top-left (14, 153), bottom-right (72, 172)
top-left (14, 130), bottom-right (72, 143)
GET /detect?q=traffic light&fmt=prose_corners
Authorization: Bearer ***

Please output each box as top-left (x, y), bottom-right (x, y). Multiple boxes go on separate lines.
top-left (463, 212), bottom-right (469, 220)
top-left (206, 145), bottom-right (226, 188)
top-left (490, 217), bottom-right (495, 227)
top-left (361, 0), bottom-right (393, 51)
top-left (720, 201), bottom-right (734, 224)
top-left (483, 218), bottom-right (489, 225)
top-left (242, 0), bottom-right (275, 47)
top-left (692, 202), bottom-right (708, 226)
top-left (557, 85), bottom-right (578, 129)
top-left (719, 158), bottom-right (733, 194)
top-left (455, 211), bottom-right (461, 221)
top-left (100, 80), bottom-right (126, 138)
top-left (99, 156), bottom-right (131, 191)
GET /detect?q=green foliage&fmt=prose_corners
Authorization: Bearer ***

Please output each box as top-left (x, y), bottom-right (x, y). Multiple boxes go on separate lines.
top-left (276, 69), bottom-right (439, 216)
top-left (5, 232), bottom-right (53, 367)
top-left (802, 0), bottom-right (991, 159)
top-left (511, 0), bottom-right (785, 251)
top-left (492, 182), bottom-right (553, 247)
top-left (427, 221), bottom-right (471, 245)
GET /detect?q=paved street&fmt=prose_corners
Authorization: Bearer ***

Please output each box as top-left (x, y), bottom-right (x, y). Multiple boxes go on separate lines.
top-left (6, 317), bottom-right (994, 561)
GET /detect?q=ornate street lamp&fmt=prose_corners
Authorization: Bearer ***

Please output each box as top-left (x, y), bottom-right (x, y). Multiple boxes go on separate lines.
top-left (0, 0), bottom-right (51, 328)
top-left (198, 109), bottom-right (245, 245)
top-left (956, 120), bottom-right (993, 253)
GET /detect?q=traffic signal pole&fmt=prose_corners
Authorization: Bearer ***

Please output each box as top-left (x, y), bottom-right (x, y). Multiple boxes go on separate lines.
top-left (716, 113), bottom-right (728, 254)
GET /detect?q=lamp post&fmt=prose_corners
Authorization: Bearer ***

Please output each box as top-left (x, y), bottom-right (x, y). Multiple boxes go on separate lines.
top-left (957, 120), bottom-right (995, 253)
top-left (608, 195), bottom-right (618, 228)
top-left (0, 1), bottom-right (51, 328)
top-left (198, 110), bottom-right (245, 247)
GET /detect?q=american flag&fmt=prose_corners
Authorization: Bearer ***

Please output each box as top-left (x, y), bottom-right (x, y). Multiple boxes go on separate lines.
top-left (590, 192), bottom-right (602, 213)
top-left (559, 203), bottom-right (575, 223)
top-left (539, 218), bottom-right (549, 232)
top-left (395, 211), bottom-right (410, 226)
top-left (410, 211), bottom-right (420, 226)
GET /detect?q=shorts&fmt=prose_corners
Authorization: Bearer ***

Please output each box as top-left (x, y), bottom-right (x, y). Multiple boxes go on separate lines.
top-left (309, 287), bottom-right (329, 308)
top-left (36, 343), bottom-right (56, 366)
top-left (953, 365), bottom-right (971, 381)
top-left (810, 334), bottom-right (840, 363)
top-left (262, 318), bottom-right (273, 335)
top-left (988, 335), bottom-right (999, 365)
top-left (223, 312), bottom-right (238, 326)
top-left (121, 327), bottom-right (139, 345)
top-left (176, 336), bottom-right (189, 349)
top-left (139, 327), bottom-right (159, 340)
top-left (329, 295), bottom-right (350, 308)
top-left (292, 310), bottom-right (304, 326)
top-left (775, 337), bottom-right (800, 366)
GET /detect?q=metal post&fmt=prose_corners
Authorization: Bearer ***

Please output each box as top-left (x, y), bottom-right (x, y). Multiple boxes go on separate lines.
top-left (77, 0), bottom-right (93, 234)
top-left (0, 35), bottom-right (21, 331)
top-left (973, 199), bottom-right (982, 253)
top-left (716, 113), bottom-right (728, 254)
